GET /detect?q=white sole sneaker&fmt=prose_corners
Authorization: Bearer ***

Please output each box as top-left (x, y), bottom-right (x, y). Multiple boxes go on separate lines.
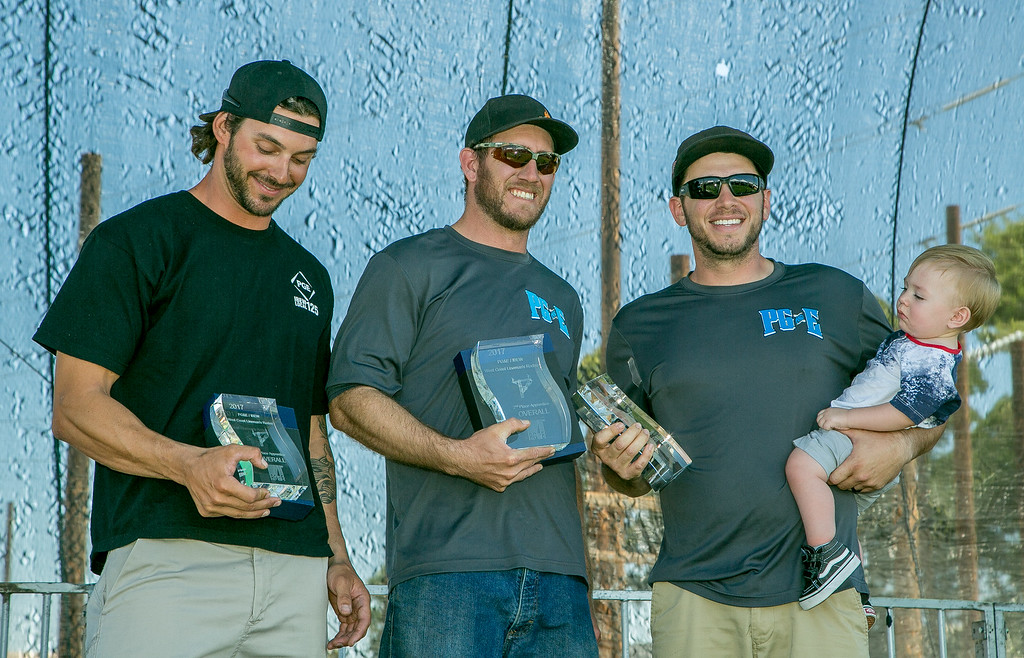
top-left (799, 551), bottom-right (861, 610)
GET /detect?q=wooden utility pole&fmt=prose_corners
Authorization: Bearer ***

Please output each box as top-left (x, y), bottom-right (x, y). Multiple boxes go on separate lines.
top-left (892, 460), bottom-right (928, 658)
top-left (588, 3), bottom-right (625, 655)
top-left (670, 255), bottom-right (690, 285)
top-left (59, 152), bottom-right (101, 658)
top-left (946, 205), bottom-right (980, 605)
top-left (599, 0), bottom-right (621, 366)
top-left (1011, 340), bottom-right (1024, 587)
top-left (77, 154), bottom-right (102, 249)
top-left (4, 503), bottom-right (13, 582)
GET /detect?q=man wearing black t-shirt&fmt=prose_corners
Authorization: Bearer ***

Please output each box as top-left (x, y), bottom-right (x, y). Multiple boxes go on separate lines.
top-left (328, 95), bottom-right (598, 657)
top-left (34, 60), bottom-right (369, 657)
top-left (590, 126), bottom-right (943, 656)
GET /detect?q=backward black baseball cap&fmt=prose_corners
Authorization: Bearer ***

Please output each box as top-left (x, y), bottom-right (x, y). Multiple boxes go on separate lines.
top-left (671, 125), bottom-right (774, 196)
top-left (199, 60), bottom-right (328, 141)
top-left (465, 94), bottom-right (579, 155)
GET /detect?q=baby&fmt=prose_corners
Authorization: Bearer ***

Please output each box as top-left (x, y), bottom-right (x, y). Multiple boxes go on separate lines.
top-left (786, 244), bottom-right (1000, 610)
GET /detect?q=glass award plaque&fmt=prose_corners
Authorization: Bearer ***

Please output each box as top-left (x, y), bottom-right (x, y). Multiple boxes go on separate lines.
top-left (206, 394), bottom-right (315, 520)
top-left (453, 334), bottom-right (573, 452)
top-left (573, 374), bottom-right (691, 491)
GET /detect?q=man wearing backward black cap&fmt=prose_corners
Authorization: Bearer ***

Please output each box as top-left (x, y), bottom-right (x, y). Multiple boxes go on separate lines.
top-left (328, 94), bottom-right (599, 656)
top-left (34, 60), bottom-right (369, 656)
top-left (591, 126), bottom-right (942, 656)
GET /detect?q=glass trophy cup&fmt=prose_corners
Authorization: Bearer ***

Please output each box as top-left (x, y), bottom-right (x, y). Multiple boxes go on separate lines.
top-left (206, 393), bottom-right (314, 520)
top-left (573, 374), bottom-right (691, 491)
top-left (454, 334), bottom-right (573, 452)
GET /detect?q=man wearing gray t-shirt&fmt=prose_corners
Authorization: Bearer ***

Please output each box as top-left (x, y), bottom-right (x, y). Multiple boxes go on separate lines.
top-left (328, 94), bottom-right (598, 657)
top-left (591, 125), bottom-right (944, 657)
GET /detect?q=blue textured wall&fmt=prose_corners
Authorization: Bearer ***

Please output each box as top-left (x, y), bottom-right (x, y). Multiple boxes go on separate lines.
top-left (2, 0), bottom-right (1022, 652)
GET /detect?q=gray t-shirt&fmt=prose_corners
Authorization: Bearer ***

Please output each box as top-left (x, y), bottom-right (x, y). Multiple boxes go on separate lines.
top-left (328, 226), bottom-right (587, 587)
top-left (607, 261), bottom-right (891, 607)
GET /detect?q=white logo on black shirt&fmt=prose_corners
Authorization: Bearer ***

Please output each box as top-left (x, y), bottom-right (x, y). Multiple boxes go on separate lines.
top-left (291, 271), bottom-right (319, 316)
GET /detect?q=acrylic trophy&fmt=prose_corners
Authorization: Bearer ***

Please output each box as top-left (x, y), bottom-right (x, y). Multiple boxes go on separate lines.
top-left (573, 374), bottom-right (691, 491)
top-left (453, 334), bottom-right (574, 453)
top-left (206, 394), bottom-right (315, 520)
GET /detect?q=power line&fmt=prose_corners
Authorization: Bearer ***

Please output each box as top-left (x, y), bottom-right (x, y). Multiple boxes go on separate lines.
top-left (962, 204), bottom-right (1021, 231)
top-left (501, 0), bottom-right (514, 95)
top-left (910, 71), bottom-right (1024, 129)
top-left (0, 338), bottom-right (52, 384)
top-left (917, 204), bottom-right (1022, 247)
top-left (42, 0), bottom-right (65, 576)
top-left (890, 0), bottom-right (934, 311)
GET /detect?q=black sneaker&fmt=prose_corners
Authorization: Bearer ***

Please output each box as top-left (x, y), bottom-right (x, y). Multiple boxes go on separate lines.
top-left (798, 538), bottom-right (861, 610)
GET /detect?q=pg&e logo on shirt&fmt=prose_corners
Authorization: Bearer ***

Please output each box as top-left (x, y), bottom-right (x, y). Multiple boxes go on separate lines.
top-left (525, 289), bottom-right (570, 339)
top-left (292, 272), bottom-right (319, 316)
top-left (759, 307), bottom-right (822, 339)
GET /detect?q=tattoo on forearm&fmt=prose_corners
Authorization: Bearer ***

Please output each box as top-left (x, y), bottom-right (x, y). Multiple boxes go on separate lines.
top-left (311, 417), bottom-right (337, 505)
top-left (311, 455), bottom-right (336, 504)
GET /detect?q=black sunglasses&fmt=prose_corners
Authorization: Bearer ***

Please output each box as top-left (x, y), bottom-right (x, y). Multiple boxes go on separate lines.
top-left (677, 173), bottom-right (765, 200)
top-left (474, 142), bottom-right (561, 175)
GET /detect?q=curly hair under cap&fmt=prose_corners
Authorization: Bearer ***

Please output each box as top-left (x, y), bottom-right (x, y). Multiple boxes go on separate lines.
top-left (188, 96), bottom-right (321, 164)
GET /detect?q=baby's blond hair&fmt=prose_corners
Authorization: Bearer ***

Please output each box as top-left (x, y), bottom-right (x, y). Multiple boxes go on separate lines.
top-left (908, 245), bottom-right (1000, 333)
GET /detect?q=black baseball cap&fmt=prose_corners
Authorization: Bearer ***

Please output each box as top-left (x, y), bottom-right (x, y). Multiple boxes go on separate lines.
top-left (199, 60), bottom-right (328, 141)
top-left (671, 126), bottom-right (774, 196)
top-left (465, 94), bottom-right (578, 155)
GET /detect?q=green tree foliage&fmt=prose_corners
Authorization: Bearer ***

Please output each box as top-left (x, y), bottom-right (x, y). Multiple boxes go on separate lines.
top-left (577, 348), bottom-right (604, 388)
top-left (978, 216), bottom-right (1024, 334)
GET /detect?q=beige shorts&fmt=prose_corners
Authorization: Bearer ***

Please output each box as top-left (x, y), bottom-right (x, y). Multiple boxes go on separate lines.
top-left (651, 582), bottom-right (869, 657)
top-left (85, 538), bottom-right (328, 658)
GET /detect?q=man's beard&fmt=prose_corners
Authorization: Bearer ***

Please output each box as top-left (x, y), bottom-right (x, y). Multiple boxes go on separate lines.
top-left (473, 160), bottom-right (548, 232)
top-left (683, 205), bottom-right (763, 262)
top-left (223, 135), bottom-right (296, 218)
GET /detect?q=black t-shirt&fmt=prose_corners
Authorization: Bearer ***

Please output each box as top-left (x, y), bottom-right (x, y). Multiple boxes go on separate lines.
top-left (34, 191), bottom-right (334, 572)
top-left (608, 261), bottom-right (891, 606)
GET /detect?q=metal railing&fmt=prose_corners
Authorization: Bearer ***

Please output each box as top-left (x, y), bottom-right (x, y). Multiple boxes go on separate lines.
top-left (1, 582), bottom-right (91, 658)
top-left (870, 597), bottom-right (1024, 658)
top-left (590, 590), bottom-right (1024, 658)
top-left (3, 583), bottom-right (1021, 657)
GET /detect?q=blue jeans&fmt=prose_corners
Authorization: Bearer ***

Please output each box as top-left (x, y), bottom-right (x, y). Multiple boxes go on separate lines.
top-left (379, 569), bottom-right (598, 658)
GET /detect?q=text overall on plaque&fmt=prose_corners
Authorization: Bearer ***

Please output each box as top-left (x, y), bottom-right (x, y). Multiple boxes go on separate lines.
top-left (205, 393), bottom-right (315, 520)
top-left (454, 334), bottom-right (584, 463)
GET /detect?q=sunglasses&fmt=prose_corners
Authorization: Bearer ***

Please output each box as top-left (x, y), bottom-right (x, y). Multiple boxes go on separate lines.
top-left (474, 142), bottom-right (561, 175)
top-left (677, 173), bottom-right (765, 200)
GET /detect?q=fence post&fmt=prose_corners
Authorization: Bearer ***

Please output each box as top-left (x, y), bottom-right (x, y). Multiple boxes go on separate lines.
top-left (972, 619), bottom-right (988, 657)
